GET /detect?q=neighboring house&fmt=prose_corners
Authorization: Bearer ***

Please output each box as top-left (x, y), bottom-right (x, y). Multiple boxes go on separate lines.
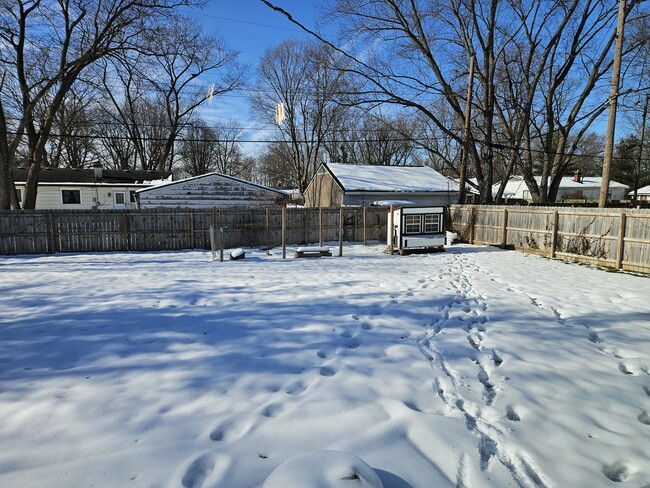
top-left (303, 163), bottom-right (459, 208)
top-left (136, 172), bottom-right (290, 209)
top-left (13, 166), bottom-right (171, 210)
top-left (629, 185), bottom-right (650, 201)
top-left (482, 171), bottom-right (629, 202)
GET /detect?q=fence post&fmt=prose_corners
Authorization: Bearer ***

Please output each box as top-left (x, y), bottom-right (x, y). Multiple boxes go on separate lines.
top-left (339, 206), bottom-right (344, 257)
top-left (189, 211), bottom-right (195, 249)
top-left (123, 212), bottom-right (131, 251)
top-left (219, 209), bottom-right (224, 262)
top-left (282, 206), bottom-right (286, 259)
top-left (616, 212), bottom-right (627, 269)
top-left (266, 208), bottom-right (271, 248)
top-left (48, 212), bottom-right (56, 254)
top-left (363, 207), bottom-right (367, 245)
top-left (389, 205), bottom-right (394, 254)
top-left (501, 207), bottom-right (508, 248)
top-left (319, 207), bottom-right (323, 246)
top-left (550, 210), bottom-right (559, 258)
top-left (469, 207), bottom-right (476, 244)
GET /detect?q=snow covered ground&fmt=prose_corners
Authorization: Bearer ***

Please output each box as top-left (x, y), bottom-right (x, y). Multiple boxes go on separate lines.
top-left (0, 244), bottom-right (648, 488)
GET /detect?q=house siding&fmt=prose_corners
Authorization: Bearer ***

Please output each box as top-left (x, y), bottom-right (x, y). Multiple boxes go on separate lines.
top-left (137, 173), bottom-right (286, 209)
top-left (16, 184), bottom-right (141, 210)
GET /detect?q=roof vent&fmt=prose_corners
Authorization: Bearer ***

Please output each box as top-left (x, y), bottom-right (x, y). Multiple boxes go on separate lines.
top-left (93, 163), bottom-right (103, 180)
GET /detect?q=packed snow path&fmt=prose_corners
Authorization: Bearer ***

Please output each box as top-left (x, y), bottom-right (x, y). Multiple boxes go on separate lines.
top-left (0, 245), bottom-right (648, 487)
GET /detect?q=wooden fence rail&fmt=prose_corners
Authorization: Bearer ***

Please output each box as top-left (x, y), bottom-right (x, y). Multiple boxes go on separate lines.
top-left (448, 204), bottom-right (650, 273)
top-left (0, 207), bottom-right (388, 256)
top-left (2, 205), bottom-right (649, 273)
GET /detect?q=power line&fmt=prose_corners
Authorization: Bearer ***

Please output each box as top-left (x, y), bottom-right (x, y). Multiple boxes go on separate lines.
top-left (2, 128), bottom-right (650, 163)
top-left (179, 9), bottom-right (304, 33)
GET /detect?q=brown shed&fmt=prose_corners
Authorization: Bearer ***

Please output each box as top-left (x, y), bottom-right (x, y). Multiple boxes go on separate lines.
top-left (304, 163), bottom-right (458, 207)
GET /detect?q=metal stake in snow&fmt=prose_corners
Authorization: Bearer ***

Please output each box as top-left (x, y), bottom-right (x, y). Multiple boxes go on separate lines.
top-left (209, 225), bottom-right (217, 262)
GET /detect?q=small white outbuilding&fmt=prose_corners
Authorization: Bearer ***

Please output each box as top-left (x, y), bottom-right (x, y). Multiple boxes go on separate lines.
top-left (387, 206), bottom-right (446, 254)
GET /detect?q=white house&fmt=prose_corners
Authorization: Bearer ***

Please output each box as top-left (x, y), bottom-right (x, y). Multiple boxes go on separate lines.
top-left (13, 166), bottom-right (171, 210)
top-left (136, 172), bottom-right (289, 209)
top-left (485, 172), bottom-right (629, 202)
top-left (303, 163), bottom-right (459, 208)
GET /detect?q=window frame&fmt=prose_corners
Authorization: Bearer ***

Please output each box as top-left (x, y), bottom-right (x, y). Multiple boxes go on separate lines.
top-left (423, 214), bottom-right (441, 233)
top-left (403, 214), bottom-right (422, 234)
top-left (61, 188), bottom-right (82, 205)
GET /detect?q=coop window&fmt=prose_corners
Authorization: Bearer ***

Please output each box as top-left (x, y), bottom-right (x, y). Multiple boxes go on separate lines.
top-left (61, 189), bottom-right (81, 205)
top-left (424, 214), bottom-right (441, 233)
top-left (404, 215), bottom-right (422, 234)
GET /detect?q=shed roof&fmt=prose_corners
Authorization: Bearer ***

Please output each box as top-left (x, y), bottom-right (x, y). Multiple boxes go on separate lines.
top-left (325, 163), bottom-right (458, 193)
top-left (135, 171), bottom-right (289, 196)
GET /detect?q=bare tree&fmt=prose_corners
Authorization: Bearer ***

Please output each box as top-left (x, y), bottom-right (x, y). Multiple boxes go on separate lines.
top-left (250, 39), bottom-right (350, 192)
top-left (97, 15), bottom-right (243, 172)
top-left (326, 112), bottom-right (420, 166)
top-left (257, 142), bottom-right (296, 189)
top-left (45, 87), bottom-right (98, 168)
top-left (262, 0), bottom-right (648, 204)
top-left (178, 119), bottom-right (250, 178)
top-left (0, 0), bottom-right (194, 209)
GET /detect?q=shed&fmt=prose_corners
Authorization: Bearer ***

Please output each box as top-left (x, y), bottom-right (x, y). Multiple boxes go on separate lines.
top-left (136, 172), bottom-right (289, 209)
top-left (303, 163), bottom-right (459, 208)
top-left (387, 206), bottom-right (446, 254)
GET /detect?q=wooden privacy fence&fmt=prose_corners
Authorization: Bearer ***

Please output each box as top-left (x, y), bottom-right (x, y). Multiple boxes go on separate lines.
top-left (448, 205), bottom-right (650, 273)
top-left (0, 207), bottom-right (388, 256)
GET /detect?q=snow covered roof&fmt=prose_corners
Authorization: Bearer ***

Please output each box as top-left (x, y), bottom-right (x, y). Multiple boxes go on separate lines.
top-left (482, 175), bottom-right (628, 197)
top-left (325, 163), bottom-right (459, 193)
top-left (553, 176), bottom-right (628, 189)
top-left (136, 172), bottom-right (288, 196)
top-left (629, 184), bottom-right (650, 195)
top-left (13, 167), bottom-right (172, 185)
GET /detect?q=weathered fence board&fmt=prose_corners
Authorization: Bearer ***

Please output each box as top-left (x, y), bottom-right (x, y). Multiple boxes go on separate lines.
top-left (448, 205), bottom-right (650, 273)
top-left (3, 206), bottom-right (648, 273)
top-left (0, 207), bottom-right (389, 257)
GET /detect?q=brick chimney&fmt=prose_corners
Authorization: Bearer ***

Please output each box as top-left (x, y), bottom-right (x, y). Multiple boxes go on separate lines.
top-left (93, 162), bottom-right (103, 180)
top-left (573, 169), bottom-right (582, 183)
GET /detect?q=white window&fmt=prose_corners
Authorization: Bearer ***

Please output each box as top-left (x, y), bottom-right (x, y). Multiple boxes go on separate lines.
top-left (61, 189), bottom-right (81, 205)
top-left (404, 215), bottom-right (422, 234)
top-left (424, 214), bottom-right (441, 233)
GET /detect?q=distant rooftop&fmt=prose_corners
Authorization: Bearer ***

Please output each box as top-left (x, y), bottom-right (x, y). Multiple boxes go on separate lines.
top-left (13, 167), bottom-right (172, 185)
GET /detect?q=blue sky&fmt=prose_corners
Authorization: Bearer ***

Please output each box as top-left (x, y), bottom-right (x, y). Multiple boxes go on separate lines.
top-left (180, 1), bottom-right (322, 151)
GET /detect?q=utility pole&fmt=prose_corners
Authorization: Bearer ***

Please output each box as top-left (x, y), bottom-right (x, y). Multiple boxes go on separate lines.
top-left (633, 94), bottom-right (648, 205)
top-left (599, 0), bottom-right (627, 208)
top-left (458, 55), bottom-right (475, 204)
